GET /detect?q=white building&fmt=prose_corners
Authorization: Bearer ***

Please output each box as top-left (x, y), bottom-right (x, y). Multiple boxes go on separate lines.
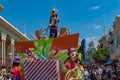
top-left (86, 41), bottom-right (96, 63)
top-left (0, 16), bottom-right (29, 67)
top-left (110, 15), bottom-right (120, 59)
top-left (98, 15), bottom-right (120, 60)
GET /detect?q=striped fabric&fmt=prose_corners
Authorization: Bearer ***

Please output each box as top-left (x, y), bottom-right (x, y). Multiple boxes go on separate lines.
top-left (24, 60), bottom-right (60, 80)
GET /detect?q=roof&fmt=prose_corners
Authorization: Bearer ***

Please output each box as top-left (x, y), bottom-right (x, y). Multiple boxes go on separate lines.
top-left (98, 35), bottom-right (108, 42)
top-left (0, 16), bottom-right (29, 40)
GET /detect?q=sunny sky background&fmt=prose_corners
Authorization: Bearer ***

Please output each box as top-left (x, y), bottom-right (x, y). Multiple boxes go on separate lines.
top-left (0, 0), bottom-right (120, 48)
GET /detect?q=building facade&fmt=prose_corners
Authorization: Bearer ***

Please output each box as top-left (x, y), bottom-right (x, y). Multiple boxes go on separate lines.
top-left (98, 15), bottom-right (120, 59)
top-left (98, 34), bottom-right (109, 49)
top-left (86, 41), bottom-right (96, 63)
top-left (0, 16), bottom-right (29, 67)
top-left (108, 28), bottom-right (115, 55)
top-left (110, 15), bottom-right (120, 59)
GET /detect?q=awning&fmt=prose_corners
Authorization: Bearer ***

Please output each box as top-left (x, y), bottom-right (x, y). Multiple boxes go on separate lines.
top-left (105, 60), bottom-right (112, 64)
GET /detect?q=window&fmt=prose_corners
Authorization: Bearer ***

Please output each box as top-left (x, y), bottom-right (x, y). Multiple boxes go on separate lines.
top-left (117, 35), bottom-right (120, 47)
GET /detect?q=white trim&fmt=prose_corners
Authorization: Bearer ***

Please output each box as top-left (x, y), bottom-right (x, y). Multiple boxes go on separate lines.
top-left (2, 39), bottom-right (3, 65)
top-left (0, 16), bottom-right (29, 40)
top-left (3, 40), bottom-right (5, 65)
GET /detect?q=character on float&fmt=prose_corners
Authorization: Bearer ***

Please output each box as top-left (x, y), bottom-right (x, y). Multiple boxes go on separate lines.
top-left (11, 56), bottom-right (22, 80)
top-left (49, 8), bottom-right (59, 38)
top-left (64, 48), bottom-right (84, 80)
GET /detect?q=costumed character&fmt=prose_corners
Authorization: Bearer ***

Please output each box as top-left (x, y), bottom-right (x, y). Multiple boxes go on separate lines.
top-left (0, 66), bottom-right (7, 80)
top-left (49, 8), bottom-right (59, 38)
top-left (64, 48), bottom-right (84, 80)
top-left (11, 56), bottom-right (22, 80)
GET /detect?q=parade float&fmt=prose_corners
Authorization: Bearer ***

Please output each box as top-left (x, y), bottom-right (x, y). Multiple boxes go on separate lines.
top-left (14, 8), bottom-right (83, 80)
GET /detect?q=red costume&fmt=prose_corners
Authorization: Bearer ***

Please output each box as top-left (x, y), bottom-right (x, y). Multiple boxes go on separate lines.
top-left (11, 56), bottom-right (22, 80)
top-left (64, 48), bottom-right (80, 70)
top-left (11, 66), bottom-right (22, 78)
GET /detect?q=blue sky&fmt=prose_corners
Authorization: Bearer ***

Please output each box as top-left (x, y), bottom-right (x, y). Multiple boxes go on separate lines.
top-left (0, 0), bottom-right (120, 48)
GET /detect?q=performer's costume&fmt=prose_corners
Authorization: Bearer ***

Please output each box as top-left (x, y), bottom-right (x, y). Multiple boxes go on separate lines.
top-left (64, 48), bottom-right (79, 69)
top-left (64, 48), bottom-right (84, 80)
top-left (11, 56), bottom-right (22, 80)
top-left (49, 8), bottom-right (59, 38)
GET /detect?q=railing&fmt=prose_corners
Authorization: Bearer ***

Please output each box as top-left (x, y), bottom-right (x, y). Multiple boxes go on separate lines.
top-left (31, 27), bottom-right (70, 39)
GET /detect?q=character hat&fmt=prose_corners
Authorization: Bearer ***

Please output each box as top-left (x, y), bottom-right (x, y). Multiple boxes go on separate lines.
top-left (68, 48), bottom-right (76, 55)
top-left (52, 8), bottom-right (56, 12)
top-left (13, 56), bottom-right (20, 63)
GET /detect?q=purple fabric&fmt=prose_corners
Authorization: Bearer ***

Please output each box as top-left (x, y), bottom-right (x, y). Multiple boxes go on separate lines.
top-left (50, 28), bottom-right (57, 38)
top-left (15, 76), bottom-right (20, 80)
top-left (68, 48), bottom-right (76, 53)
top-left (13, 56), bottom-right (20, 63)
top-left (24, 50), bottom-right (29, 54)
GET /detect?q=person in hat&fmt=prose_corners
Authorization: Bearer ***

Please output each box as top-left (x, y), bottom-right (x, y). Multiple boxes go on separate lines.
top-left (49, 8), bottom-right (59, 38)
top-left (64, 48), bottom-right (84, 80)
top-left (11, 56), bottom-right (22, 80)
top-left (64, 48), bottom-right (80, 69)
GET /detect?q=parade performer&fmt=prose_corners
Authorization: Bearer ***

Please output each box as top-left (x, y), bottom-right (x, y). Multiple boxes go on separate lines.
top-left (11, 56), bottom-right (22, 80)
top-left (49, 8), bottom-right (59, 38)
top-left (0, 66), bottom-right (7, 80)
top-left (64, 48), bottom-right (84, 80)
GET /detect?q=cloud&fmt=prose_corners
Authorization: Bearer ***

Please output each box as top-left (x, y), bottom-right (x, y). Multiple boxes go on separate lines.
top-left (86, 24), bottom-right (102, 30)
top-left (93, 24), bottom-right (102, 30)
top-left (90, 5), bottom-right (101, 10)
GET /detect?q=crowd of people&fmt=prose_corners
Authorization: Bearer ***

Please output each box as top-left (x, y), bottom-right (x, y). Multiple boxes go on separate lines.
top-left (83, 64), bottom-right (120, 80)
top-left (0, 63), bottom-right (120, 80)
top-left (0, 56), bottom-right (22, 80)
top-left (0, 47), bottom-right (120, 80)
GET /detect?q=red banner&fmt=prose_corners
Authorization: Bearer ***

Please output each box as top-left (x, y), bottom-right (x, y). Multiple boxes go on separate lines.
top-left (15, 41), bottom-right (36, 53)
top-left (51, 33), bottom-right (79, 51)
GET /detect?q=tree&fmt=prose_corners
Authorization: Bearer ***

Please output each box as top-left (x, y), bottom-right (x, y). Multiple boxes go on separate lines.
top-left (92, 48), bottom-right (110, 63)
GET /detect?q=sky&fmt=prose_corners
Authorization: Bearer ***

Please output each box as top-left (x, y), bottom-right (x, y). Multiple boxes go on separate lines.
top-left (0, 0), bottom-right (120, 48)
